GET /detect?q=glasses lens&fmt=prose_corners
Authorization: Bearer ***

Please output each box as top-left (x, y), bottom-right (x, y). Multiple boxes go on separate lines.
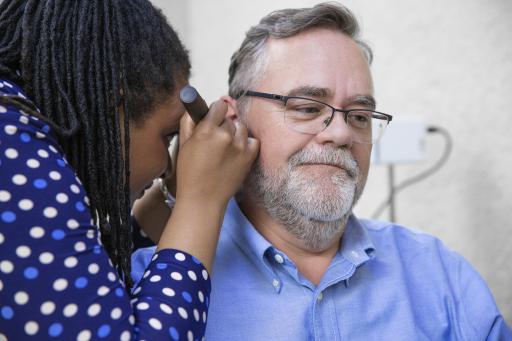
top-left (347, 110), bottom-right (389, 144)
top-left (284, 98), bottom-right (331, 134)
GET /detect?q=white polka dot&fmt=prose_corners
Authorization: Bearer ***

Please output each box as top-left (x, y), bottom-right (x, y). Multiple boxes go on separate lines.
top-left (74, 241), bottom-right (86, 252)
top-left (120, 330), bottom-right (131, 341)
top-left (87, 303), bottom-right (101, 317)
top-left (86, 229), bottom-right (95, 239)
top-left (137, 302), bottom-right (150, 310)
top-left (19, 115), bottom-right (29, 124)
top-left (132, 286), bottom-right (142, 295)
top-left (70, 184), bottom-right (80, 193)
top-left (188, 270), bottom-right (197, 281)
top-left (171, 272), bottom-right (183, 281)
top-left (67, 219), bottom-right (79, 229)
top-left (0, 279), bottom-right (4, 291)
top-left (26, 158), bottom-right (40, 168)
top-left (16, 245), bottom-right (31, 258)
top-left (37, 149), bottom-right (49, 158)
top-left (0, 334), bottom-right (5, 341)
top-left (4, 125), bottom-right (17, 135)
top-left (108, 272), bottom-right (116, 282)
top-left (143, 270), bottom-right (151, 279)
top-left (36, 132), bottom-right (46, 139)
top-left (149, 275), bottom-right (161, 282)
top-left (77, 330), bottom-right (92, 341)
top-left (187, 330), bottom-right (194, 341)
top-left (0, 233), bottom-right (3, 245)
top-left (24, 321), bottom-right (39, 335)
top-left (0, 260), bottom-right (14, 273)
top-left (84, 196), bottom-right (90, 205)
top-left (198, 291), bottom-right (204, 303)
top-left (88, 263), bottom-right (99, 274)
top-left (40, 301), bottom-right (56, 315)
top-left (63, 303), bottom-right (78, 317)
top-left (56, 193), bottom-right (68, 204)
top-left (53, 278), bottom-right (68, 291)
top-left (12, 174), bottom-right (27, 185)
top-left (30, 226), bottom-right (45, 238)
top-left (4, 148), bottom-right (18, 159)
top-left (39, 252), bottom-right (54, 264)
top-left (175, 252), bottom-right (186, 261)
top-left (49, 171), bottom-right (62, 180)
top-left (110, 307), bottom-right (122, 320)
top-left (0, 105), bottom-right (6, 113)
top-left (162, 287), bottom-right (175, 297)
top-left (64, 256), bottom-right (78, 268)
top-left (193, 309), bottom-right (200, 321)
top-left (18, 199), bottom-right (34, 210)
top-left (129, 315), bottom-right (135, 325)
top-left (178, 307), bottom-right (188, 319)
top-left (159, 303), bottom-right (173, 314)
top-left (43, 207), bottom-right (58, 218)
top-left (151, 253), bottom-right (159, 261)
top-left (149, 318), bottom-right (162, 330)
top-left (14, 291), bottom-right (29, 305)
top-left (203, 311), bottom-right (207, 323)
top-left (202, 269), bottom-right (209, 280)
top-left (97, 286), bottom-right (109, 296)
top-left (0, 190), bottom-right (11, 202)
top-left (49, 145), bottom-right (58, 153)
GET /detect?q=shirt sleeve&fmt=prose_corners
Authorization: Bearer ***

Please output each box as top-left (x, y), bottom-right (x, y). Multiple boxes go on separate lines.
top-left (0, 96), bottom-right (210, 340)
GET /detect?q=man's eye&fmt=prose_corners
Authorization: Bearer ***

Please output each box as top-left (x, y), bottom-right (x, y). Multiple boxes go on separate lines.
top-left (347, 112), bottom-right (371, 128)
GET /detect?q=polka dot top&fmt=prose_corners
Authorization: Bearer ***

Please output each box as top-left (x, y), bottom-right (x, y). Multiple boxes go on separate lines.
top-left (0, 79), bottom-right (211, 341)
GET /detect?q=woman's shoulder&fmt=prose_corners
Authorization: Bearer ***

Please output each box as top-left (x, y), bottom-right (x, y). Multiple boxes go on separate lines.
top-left (1, 78), bottom-right (62, 152)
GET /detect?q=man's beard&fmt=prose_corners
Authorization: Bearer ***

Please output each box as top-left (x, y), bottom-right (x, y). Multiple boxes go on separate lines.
top-left (244, 145), bottom-right (365, 251)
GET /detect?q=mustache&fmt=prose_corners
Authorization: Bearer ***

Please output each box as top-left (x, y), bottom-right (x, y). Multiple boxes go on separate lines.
top-left (288, 146), bottom-right (359, 178)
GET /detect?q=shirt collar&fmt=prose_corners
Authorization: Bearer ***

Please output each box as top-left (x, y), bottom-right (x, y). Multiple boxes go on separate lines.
top-left (223, 198), bottom-right (274, 267)
top-left (339, 214), bottom-right (376, 267)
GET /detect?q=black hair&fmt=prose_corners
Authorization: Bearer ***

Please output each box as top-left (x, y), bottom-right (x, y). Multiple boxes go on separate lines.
top-left (0, 0), bottom-right (190, 288)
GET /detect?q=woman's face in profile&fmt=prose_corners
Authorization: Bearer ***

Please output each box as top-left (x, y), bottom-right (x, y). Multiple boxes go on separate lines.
top-left (128, 90), bottom-right (186, 203)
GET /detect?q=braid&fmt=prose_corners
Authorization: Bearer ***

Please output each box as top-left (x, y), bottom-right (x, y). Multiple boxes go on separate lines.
top-left (0, 0), bottom-right (190, 290)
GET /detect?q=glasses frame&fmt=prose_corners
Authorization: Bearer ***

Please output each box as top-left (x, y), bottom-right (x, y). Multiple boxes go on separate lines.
top-left (241, 90), bottom-right (393, 143)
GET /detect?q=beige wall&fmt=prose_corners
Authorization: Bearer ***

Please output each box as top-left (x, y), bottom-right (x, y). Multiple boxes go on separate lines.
top-left (152, 0), bottom-right (512, 323)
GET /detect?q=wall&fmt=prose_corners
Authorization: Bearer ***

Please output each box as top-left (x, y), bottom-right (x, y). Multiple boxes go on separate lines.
top-left (152, 0), bottom-right (512, 323)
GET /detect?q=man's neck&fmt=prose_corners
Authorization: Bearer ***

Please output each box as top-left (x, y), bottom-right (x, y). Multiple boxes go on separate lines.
top-left (239, 196), bottom-right (342, 286)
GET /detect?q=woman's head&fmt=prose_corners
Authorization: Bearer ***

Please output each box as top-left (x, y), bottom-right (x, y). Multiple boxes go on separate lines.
top-left (0, 0), bottom-right (190, 286)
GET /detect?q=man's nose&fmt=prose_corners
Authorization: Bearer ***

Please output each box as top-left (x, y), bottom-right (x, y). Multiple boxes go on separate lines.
top-left (314, 112), bottom-right (354, 147)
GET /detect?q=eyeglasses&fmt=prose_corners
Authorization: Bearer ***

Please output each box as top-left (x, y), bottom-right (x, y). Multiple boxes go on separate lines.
top-left (241, 90), bottom-right (393, 144)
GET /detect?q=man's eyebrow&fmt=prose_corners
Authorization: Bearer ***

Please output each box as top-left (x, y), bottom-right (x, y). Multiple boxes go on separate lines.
top-left (287, 86), bottom-right (331, 98)
top-left (347, 94), bottom-right (376, 109)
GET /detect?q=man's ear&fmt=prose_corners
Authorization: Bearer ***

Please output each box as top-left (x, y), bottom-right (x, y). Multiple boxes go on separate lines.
top-left (221, 95), bottom-right (239, 122)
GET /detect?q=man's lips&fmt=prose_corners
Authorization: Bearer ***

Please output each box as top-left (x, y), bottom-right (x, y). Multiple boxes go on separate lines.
top-left (298, 163), bottom-right (354, 177)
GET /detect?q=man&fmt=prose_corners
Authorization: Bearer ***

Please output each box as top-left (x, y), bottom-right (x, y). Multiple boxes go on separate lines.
top-left (132, 3), bottom-right (511, 339)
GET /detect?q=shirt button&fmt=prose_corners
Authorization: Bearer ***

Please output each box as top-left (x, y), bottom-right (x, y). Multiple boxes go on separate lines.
top-left (317, 292), bottom-right (323, 301)
top-left (272, 279), bottom-right (280, 288)
top-left (274, 254), bottom-right (284, 264)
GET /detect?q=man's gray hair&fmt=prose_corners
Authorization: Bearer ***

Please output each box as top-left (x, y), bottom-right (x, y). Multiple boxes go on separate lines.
top-left (228, 2), bottom-right (372, 114)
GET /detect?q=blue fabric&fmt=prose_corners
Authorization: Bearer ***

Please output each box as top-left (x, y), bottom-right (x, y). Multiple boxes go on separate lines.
top-left (0, 79), bottom-right (210, 340)
top-left (133, 199), bottom-right (511, 340)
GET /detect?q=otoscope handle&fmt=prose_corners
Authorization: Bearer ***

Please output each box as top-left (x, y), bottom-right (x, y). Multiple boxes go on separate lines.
top-left (179, 85), bottom-right (209, 123)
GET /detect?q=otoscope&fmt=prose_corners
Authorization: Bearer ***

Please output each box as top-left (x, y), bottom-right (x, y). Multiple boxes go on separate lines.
top-left (179, 85), bottom-right (209, 123)
top-left (164, 85), bottom-right (209, 191)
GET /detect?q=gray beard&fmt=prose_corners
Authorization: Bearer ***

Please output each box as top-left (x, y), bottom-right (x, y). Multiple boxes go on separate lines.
top-left (244, 145), bottom-right (364, 251)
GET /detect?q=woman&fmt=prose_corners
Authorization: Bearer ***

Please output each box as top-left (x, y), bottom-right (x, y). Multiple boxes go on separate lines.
top-left (0, 0), bottom-right (258, 340)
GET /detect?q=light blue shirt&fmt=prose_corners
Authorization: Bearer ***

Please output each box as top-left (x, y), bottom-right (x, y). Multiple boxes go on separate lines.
top-left (132, 199), bottom-right (511, 340)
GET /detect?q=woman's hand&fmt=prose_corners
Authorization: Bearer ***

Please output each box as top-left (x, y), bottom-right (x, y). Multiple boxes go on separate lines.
top-left (156, 99), bottom-right (259, 271)
top-left (175, 99), bottom-right (259, 205)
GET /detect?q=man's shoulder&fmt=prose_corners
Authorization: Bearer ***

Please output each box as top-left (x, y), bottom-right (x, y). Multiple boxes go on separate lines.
top-left (358, 218), bottom-right (446, 251)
